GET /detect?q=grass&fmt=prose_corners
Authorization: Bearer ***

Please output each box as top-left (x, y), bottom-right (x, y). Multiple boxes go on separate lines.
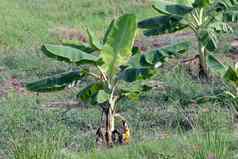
top-left (63, 130), bottom-right (234, 159)
top-left (0, 0), bottom-right (238, 159)
top-left (9, 127), bottom-right (67, 159)
top-left (1, 68), bottom-right (237, 158)
top-left (0, 0), bottom-right (153, 48)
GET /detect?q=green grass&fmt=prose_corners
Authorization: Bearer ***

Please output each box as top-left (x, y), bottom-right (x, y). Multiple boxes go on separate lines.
top-left (1, 57), bottom-right (237, 158)
top-left (1, 68), bottom-right (237, 158)
top-left (1, 0), bottom-right (238, 159)
top-left (63, 131), bottom-right (234, 159)
top-left (0, 0), bottom-right (153, 48)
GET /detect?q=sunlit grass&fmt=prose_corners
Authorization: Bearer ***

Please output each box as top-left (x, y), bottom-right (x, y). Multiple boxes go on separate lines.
top-left (0, 0), bottom-right (153, 48)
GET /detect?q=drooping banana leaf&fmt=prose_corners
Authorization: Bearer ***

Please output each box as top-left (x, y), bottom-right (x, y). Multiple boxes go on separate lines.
top-left (121, 41), bottom-right (191, 82)
top-left (207, 54), bottom-right (227, 76)
top-left (176, 0), bottom-right (194, 6)
top-left (138, 16), bottom-right (179, 29)
top-left (118, 68), bottom-right (155, 83)
top-left (207, 54), bottom-right (238, 86)
top-left (208, 22), bottom-right (233, 33)
top-left (152, 0), bottom-right (193, 15)
top-left (138, 15), bottom-right (188, 36)
top-left (192, 0), bottom-right (213, 8)
top-left (214, 0), bottom-right (238, 22)
top-left (199, 29), bottom-right (219, 52)
top-left (160, 41), bottom-right (191, 55)
top-left (127, 51), bottom-right (152, 68)
top-left (224, 66), bottom-right (238, 87)
top-left (214, 0), bottom-right (238, 12)
top-left (223, 10), bottom-right (238, 22)
top-left (119, 80), bottom-right (152, 101)
top-left (62, 39), bottom-right (96, 53)
top-left (127, 41), bottom-right (190, 70)
top-left (87, 29), bottom-right (103, 50)
top-left (143, 25), bottom-right (188, 36)
top-left (103, 19), bottom-right (115, 44)
top-left (144, 41), bottom-right (191, 65)
top-left (26, 70), bottom-right (84, 92)
top-left (96, 90), bottom-right (110, 104)
top-left (42, 44), bottom-right (101, 64)
top-left (77, 82), bottom-right (104, 104)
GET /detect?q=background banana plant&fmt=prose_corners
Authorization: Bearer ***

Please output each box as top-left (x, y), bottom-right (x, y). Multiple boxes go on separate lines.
top-left (26, 14), bottom-right (191, 146)
top-left (208, 54), bottom-right (238, 101)
top-left (138, 0), bottom-right (238, 79)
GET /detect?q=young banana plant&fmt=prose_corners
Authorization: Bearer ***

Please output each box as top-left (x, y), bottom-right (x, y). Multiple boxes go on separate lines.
top-left (224, 64), bottom-right (238, 99)
top-left (138, 0), bottom-right (238, 79)
top-left (26, 14), bottom-right (191, 146)
top-left (208, 55), bottom-right (238, 101)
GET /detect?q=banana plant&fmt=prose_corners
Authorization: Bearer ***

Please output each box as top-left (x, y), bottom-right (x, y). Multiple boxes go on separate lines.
top-left (26, 14), bottom-right (191, 146)
top-left (224, 64), bottom-right (238, 99)
top-left (208, 54), bottom-right (238, 101)
top-left (138, 0), bottom-right (238, 79)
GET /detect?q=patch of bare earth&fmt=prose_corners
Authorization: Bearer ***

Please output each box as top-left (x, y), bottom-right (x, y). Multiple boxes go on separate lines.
top-left (135, 31), bottom-right (195, 52)
top-left (49, 26), bottom-right (87, 42)
top-left (0, 73), bottom-right (25, 98)
top-left (49, 25), bottom-right (195, 51)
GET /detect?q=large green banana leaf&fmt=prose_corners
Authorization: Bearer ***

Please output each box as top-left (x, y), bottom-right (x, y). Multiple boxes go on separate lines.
top-left (214, 0), bottom-right (238, 22)
top-left (208, 22), bottom-right (233, 33)
top-left (62, 39), bottom-right (96, 53)
top-left (87, 29), bottom-right (103, 50)
top-left (138, 15), bottom-right (182, 29)
top-left (118, 68), bottom-right (154, 83)
top-left (42, 44), bottom-right (101, 64)
top-left (127, 52), bottom-right (152, 68)
top-left (176, 0), bottom-right (194, 6)
top-left (100, 14), bottom-right (137, 77)
top-left (26, 70), bottom-right (84, 92)
top-left (193, 0), bottom-right (213, 8)
top-left (207, 54), bottom-right (227, 75)
top-left (128, 41), bottom-right (191, 68)
top-left (138, 15), bottom-right (188, 36)
top-left (144, 41), bottom-right (191, 65)
top-left (214, 0), bottom-right (238, 11)
top-left (208, 54), bottom-right (238, 86)
top-left (103, 19), bottom-right (115, 44)
top-left (119, 81), bottom-right (152, 100)
top-left (199, 29), bottom-right (218, 52)
top-left (223, 10), bottom-right (238, 22)
top-left (199, 21), bottom-right (233, 52)
top-left (224, 66), bottom-right (238, 86)
top-left (152, 1), bottom-right (193, 15)
top-left (120, 41), bottom-right (191, 82)
top-left (96, 90), bottom-right (110, 104)
top-left (77, 82), bottom-right (104, 104)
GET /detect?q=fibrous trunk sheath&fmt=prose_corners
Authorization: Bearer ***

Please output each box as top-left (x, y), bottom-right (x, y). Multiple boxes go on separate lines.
top-left (198, 42), bottom-right (209, 79)
top-left (105, 106), bottom-right (114, 146)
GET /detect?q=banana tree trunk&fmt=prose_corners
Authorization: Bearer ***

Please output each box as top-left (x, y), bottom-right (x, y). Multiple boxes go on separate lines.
top-left (198, 42), bottom-right (209, 79)
top-left (105, 106), bottom-right (114, 146)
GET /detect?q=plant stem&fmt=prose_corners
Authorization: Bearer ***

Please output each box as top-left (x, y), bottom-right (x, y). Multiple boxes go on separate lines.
top-left (97, 66), bottom-right (108, 81)
top-left (199, 8), bottom-right (204, 25)
top-left (191, 11), bottom-right (200, 27)
top-left (191, 7), bottom-right (209, 79)
top-left (104, 84), bottom-right (119, 146)
top-left (87, 72), bottom-right (101, 79)
top-left (198, 40), bottom-right (209, 78)
top-left (105, 105), bottom-right (114, 146)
